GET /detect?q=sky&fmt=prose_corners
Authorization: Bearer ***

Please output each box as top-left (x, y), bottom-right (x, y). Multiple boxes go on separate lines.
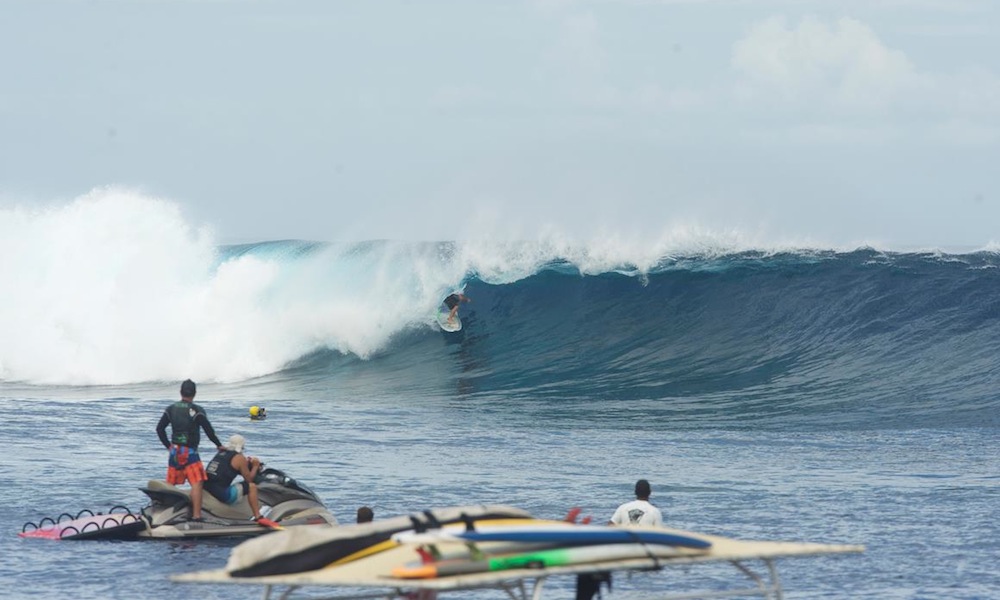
top-left (1, 0), bottom-right (998, 249)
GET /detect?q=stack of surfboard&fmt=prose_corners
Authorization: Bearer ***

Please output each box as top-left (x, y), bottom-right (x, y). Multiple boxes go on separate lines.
top-left (222, 504), bottom-right (537, 577)
top-left (388, 520), bottom-right (713, 579)
top-left (173, 504), bottom-right (864, 599)
top-left (215, 504), bottom-right (714, 581)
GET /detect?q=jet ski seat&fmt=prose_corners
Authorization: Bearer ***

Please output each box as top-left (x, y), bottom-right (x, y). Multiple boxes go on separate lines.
top-left (143, 480), bottom-right (253, 520)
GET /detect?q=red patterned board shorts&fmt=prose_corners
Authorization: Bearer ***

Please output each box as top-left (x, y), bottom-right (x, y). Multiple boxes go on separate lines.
top-left (166, 444), bottom-right (207, 485)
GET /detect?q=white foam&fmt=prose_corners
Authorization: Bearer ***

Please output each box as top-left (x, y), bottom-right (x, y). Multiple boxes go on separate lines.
top-left (0, 190), bottom-right (471, 384)
top-left (1, 188), bottom-right (217, 384)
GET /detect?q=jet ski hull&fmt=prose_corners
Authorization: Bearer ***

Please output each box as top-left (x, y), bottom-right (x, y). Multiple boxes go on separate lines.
top-left (19, 467), bottom-right (337, 541)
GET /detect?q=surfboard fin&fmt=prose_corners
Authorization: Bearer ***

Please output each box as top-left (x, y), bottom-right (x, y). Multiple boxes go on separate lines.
top-left (422, 510), bottom-right (443, 529)
top-left (461, 512), bottom-right (476, 532)
top-left (416, 546), bottom-right (438, 564)
top-left (409, 516), bottom-right (427, 533)
top-left (465, 541), bottom-right (485, 561)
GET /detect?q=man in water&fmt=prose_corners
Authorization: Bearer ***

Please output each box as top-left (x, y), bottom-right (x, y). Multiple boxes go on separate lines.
top-left (205, 434), bottom-right (269, 524)
top-left (155, 379), bottom-right (224, 521)
top-left (443, 292), bottom-right (470, 325)
top-left (357, 506), bottom-right (374, 523)
top-left (609, 479), bottom-right (663, 526)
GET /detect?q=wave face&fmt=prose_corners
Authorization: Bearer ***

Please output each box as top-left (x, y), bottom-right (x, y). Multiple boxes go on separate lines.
top-left (441, 251), bottom-right (1000, 430)
top-left (3, 191), bottom-right (999, 430)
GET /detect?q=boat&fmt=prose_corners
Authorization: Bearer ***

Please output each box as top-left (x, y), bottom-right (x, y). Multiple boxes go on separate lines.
top-left (20, 466), bottom-right (337, 540)
top-left (172, 505), bottom-right (864, 599)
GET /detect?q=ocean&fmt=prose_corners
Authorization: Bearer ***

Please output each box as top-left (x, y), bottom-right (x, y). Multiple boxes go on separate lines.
top-left (2, 196), bottom-right (999, 598)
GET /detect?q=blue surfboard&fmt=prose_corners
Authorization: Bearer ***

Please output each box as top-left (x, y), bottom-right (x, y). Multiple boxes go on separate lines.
top-left (457, 528), bottom-right (711, 549)
top-left (397, 524), bottom-right (711, 550)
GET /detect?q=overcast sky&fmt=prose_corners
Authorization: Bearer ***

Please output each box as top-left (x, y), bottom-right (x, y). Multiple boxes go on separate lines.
top-left (1, 0), bottom-right (998, 248)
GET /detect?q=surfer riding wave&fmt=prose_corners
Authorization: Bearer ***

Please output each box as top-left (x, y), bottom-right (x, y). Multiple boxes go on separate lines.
top-left (443, 293), bottom-right (470, 325)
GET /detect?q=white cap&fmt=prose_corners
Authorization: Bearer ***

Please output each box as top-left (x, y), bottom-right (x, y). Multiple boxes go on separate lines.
top-left (225, 434), bottom-right (246, 453)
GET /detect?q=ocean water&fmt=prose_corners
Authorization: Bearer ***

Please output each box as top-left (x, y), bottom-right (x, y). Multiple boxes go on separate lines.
top-left (3, 195), bottom-right (1000, 598)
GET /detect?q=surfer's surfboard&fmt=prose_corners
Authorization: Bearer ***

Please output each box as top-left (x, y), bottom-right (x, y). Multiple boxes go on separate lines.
top-left (436, 309), bottom-right (462, 332)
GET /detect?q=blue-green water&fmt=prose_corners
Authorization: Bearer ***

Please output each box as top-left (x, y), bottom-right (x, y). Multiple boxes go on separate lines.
top-left (4, 244), bottom-right (1000, 598)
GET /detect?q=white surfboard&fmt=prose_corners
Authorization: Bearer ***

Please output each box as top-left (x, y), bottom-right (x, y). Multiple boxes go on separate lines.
top-left (436, 309), bottom-right (462, 332)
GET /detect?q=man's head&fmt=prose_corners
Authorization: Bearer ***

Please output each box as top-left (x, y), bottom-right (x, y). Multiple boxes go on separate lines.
top-left (180, 379), bottom-right (197, 399)
top-left (357, 506), bottom-right (374, 523)
top-left (225, 434), bottom-right (246, 453)
top-left (635, 479), bottom-right (652, 500)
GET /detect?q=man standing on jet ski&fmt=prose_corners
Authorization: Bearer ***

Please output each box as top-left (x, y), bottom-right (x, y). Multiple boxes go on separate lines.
top-left (205, 434), bottom-right (267, 523)
top-left (155, 379), bottom-right (224, 521)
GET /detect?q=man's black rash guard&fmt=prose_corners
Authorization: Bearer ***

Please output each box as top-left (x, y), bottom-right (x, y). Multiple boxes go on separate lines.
top-left (156, 406), bottom-right (223, 450)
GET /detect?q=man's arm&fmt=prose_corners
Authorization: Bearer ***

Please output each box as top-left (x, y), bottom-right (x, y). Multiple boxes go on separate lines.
top-left (233, 454), bottom-right (260, 481)
top-left (155, 412), bottom-right (171, 449)
top-left (196, 413), bottom-right (224, 449)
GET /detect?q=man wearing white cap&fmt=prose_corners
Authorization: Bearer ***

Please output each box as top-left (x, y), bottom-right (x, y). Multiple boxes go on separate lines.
top-left (204, 434), bottom-right (269, 524)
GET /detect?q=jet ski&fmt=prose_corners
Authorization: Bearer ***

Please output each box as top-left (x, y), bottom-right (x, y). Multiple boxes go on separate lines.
top-left (20, 467), bottom-right (338, 540)
top-left (137, 466), bottom-right (337, 538)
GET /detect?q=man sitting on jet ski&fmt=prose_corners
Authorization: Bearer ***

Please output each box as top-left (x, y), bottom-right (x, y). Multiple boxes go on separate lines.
top-left (205, 434), bottom-right (272, 525)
